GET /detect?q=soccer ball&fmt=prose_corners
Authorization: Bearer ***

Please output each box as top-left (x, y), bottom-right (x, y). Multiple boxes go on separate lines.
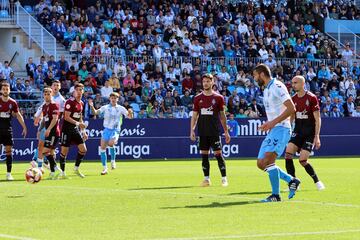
top-left (25, 168), bottom-right (42, 184)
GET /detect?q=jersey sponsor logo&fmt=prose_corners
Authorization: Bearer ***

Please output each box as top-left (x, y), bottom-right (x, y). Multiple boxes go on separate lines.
top-left (296, 110), bottom-right (309, 119)
top-left (0, 112), bottom-right (10, 118)
top-left (273, 139), bottom-right (279, 146)
top-left (73, 112), bottom-right (81, 118)
top-left (200, 106), bottom-right (214, 115)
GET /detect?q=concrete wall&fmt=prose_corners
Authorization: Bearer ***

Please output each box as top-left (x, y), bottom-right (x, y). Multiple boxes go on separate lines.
top-left (0, 27), bottom-right (43, 70)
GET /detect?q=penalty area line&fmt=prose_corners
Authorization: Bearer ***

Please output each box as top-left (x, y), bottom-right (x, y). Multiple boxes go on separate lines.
top-left (0, 233), bottom-right (38, 240)
top-left (147, 229), bottom-right (360, 240)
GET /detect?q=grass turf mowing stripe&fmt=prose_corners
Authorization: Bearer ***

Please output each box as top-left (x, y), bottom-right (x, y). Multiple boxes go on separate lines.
top-left (147, 229), bottom-right (360, 240)
top-left (6, 183), bottom-right (360, 209)
top-left (0, 233), bottom-right (37, 240)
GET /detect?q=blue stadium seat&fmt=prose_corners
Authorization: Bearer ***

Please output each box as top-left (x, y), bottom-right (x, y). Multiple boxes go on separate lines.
top-left (0, 10), bottom-right (9, 18)
top-left (130, 103), bottom-right (140, 112)
top-left (24, 5), bottom-right (33, 14)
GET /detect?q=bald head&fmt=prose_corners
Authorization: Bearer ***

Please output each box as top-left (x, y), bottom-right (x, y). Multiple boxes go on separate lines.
top-left (292, 75), bottom-right (305, 93)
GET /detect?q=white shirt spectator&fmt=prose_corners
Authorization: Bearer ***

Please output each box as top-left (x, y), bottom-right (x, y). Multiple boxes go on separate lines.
top-left (258, 48), bottom-right (269, 60)
top-left (342, 48), bottom-right (354, 60)
top-left (217, 71), bottom-right (231, 84)
top-left (163, 14), bottom-right (174, 26)
top-left (264, 58), bottom-right (276, 69)
top-left (181, 62), bottom-right (193, 74)
top-left (238, 23), bottom-right (250, 36)
top-left (97, 63), bottom-right (107, 72)
top-left (153, 46), bottom-right (163, 60)
top-left (101, 86), bottom-right (113, 99)
top-left (189, 44), bottom-right (203, 57)
top-left (113, 63), bottom-right (126, 78)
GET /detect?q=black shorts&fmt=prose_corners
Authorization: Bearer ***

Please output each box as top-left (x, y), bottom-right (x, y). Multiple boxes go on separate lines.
top-left (61, 127), bottom-right (84, 147)
top-left (44, 134), bottom-right (59, 149)
top-left (199, 136), bottom-right (222, 151)
top-left (0, 129), bottom-right (13, 146)
top-left (289, 132), bottom-right (314, 153)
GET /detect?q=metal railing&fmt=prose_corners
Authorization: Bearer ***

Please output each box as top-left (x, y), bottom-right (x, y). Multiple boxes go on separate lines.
top-left (15, 2), bottom-right (57, 59)
top-left (0, 0), bottom-right (15, 24)
top-left (65, 54), bottom-right (358, 72)
top-left (336, 23), bottom-right (360, 57)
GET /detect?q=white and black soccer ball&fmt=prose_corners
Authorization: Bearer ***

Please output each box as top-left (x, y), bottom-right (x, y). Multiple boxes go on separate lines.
top-left (25, 168), bottom-right (42, 184)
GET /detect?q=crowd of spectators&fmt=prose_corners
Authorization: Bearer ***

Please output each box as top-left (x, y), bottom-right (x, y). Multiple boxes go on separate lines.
top-left (6, 0), bottom-right (360, 118)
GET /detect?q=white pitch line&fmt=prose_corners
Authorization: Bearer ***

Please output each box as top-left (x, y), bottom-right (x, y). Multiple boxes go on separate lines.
top-left (0, 233), bottom-right (37, 240)
top-left (148, 229), bottom-right (360, 240)
top-left (6, 183), bottom-right (360, 209)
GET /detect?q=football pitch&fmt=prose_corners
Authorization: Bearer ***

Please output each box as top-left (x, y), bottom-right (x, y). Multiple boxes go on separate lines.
top-left (0, 158), bottom-right (359, 240)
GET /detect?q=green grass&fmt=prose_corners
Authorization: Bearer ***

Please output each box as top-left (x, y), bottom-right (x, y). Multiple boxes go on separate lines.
top-left (0, 158), bottom-right (359, 240)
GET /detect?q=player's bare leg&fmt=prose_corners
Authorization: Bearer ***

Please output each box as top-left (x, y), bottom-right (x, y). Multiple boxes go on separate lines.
top-left (299, 150), bottom-right (325, 190)
top-left (100, 139), bottom-right (108, 175)
top-left (5, 145), bottom-right (14, 180)
top-left (200, 150), bottom-right (211, 187)
top-left (74, 143), bottom-right (87, 178)
top-left (108, 139), bottom-right (117, 170)
top-left (214, 149), bottom-right (228, 187)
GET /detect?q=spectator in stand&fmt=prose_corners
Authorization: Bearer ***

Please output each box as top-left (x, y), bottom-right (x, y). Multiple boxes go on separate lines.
top-left (227, 114), bottom-right (239, 137)
top-left (100, 80), bottom-right (113, 100)
top-left (343, 95), bottom-right (356, 117)
top-left (26, 57), bottom-right (36, 79)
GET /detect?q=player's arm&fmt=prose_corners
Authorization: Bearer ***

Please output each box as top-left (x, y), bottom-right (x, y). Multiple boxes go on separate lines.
top-left (34, 104), bottom-right (44, 126)
top-left (190, 111), bottom-right (198, 141)
top-left (260, 99), bottom-right (296, 132)
top-left (15, 112), bottom-right (27, 138)
top-left (45, 113), bottom-right (59, 137)
top-left (219, 110), bottom-right (231, 144)
top-left (64, 110), bottom-right (86, 128)
top-left (88, 98), bottom-right (100, 115)
top-left (313, 110), bottom-right (321, 150)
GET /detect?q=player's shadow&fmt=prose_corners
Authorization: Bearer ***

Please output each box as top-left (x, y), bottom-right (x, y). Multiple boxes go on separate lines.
top-left (162, 200), bottom-right (261, 209)
top-left (228, 191), bottom-right (274, 196)
top-left (128, 186), bottom-right (195, 191)
top-left (0, 179), bottom-right (27, 182)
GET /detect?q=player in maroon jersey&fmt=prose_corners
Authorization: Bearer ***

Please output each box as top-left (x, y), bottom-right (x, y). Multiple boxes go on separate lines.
top-left (190, 73), bottom-right (231, 187)
top-left (59, 83), bottom-right (88, 178)
top-left (285, 76), bottom-right (325, 190)
top-left (41, 87), bottom-right (63, 179)
top-left (0, 82), bottom-right (27, 180)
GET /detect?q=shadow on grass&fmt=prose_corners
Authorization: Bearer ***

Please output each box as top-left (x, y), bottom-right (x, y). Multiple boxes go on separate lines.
top-left (228, 189), bottom-right (311, 196)
top-left (0, 179), bottom-right (26, 183)
top-left (162, 200), bottom-right (262, 209)
top-left (128, 186), bottom-right (195, 191)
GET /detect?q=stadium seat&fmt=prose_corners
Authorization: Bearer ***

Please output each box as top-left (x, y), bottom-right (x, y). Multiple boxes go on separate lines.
top-left (130, 103), bottom-right (141, 112)
top-left (0, 10), bottom-right (9, 18)
top-left (24, 5), bottom-right (33, 14)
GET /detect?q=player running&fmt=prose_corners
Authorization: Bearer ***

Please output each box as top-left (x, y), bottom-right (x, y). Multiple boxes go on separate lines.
top-left (32, 80), bottom-right (65, 170)
top-left (190, 73), bottom-right (231, 187)
top-left (252, 64), bottom-right (300, 202)
top-left (285, 76), bottom-right (325, 190)
top-left (88, 92), bottom-right (132, 175)
top-left (41, 88), bottom-right (63, 179)
top-left (59, 83), bottom-right (88, 178)
top-left (0, 82), bottom-right (27, 180)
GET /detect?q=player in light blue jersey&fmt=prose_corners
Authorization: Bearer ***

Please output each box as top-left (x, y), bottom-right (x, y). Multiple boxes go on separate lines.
top-left (32, 80), bottom-right (65, 170)
top-left (88, 92), bottom-right (132, 175)
top-left (253, 64), bottom-right (301, 202)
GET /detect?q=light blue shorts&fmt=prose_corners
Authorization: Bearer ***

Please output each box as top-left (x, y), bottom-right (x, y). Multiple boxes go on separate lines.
top-left (39, 128), bottom-right (46, 142)
top-left (257, 126), bottom-right (291, 160)
top-left (102, 128), bottom-right (120, 143)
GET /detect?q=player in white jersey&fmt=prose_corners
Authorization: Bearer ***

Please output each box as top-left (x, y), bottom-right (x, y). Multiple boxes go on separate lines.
top-left (88, 92), bottom-right (132, 175)
top-left (252, 64), bottom-right (301, 202)
top-left (32, 80), bottom-right (65, 170)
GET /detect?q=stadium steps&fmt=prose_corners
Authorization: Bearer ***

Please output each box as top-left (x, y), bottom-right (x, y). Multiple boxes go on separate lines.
top-left (328, 32), bottom-right (360, 56)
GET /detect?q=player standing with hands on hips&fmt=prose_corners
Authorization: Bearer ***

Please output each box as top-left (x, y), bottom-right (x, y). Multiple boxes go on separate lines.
top-left (190, 73), bottom-right (231, 187)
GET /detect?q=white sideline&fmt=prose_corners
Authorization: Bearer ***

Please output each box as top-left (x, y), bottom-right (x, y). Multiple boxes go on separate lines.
top-left (0, 233), bottom-right (37, 240)
top-left (7, 183), bottom-right (360, 209)
top-left (148, 229), bottom-right (360, 240)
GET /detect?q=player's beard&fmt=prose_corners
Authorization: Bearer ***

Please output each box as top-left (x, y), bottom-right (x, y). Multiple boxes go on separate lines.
top-left (2, 92), bottom-right (9, 98)
top-left (203, 84), bottom-right (212, 91)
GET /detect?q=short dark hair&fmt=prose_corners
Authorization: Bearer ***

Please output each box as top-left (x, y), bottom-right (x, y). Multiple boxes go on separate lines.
top-left (52, 80), bottom-right (60, 85)
top-left (75, 83), bottom-right (84, 89)
top-left (253, 64), bottom-right (271, 78)
top-left (1, 82), bottom-right (10, 89)
top-left (202, 73), bottom-right (214, 81)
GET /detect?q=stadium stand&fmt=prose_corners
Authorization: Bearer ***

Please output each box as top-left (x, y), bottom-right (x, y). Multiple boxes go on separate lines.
top-left (1, 0), bottom-right (360, 118)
